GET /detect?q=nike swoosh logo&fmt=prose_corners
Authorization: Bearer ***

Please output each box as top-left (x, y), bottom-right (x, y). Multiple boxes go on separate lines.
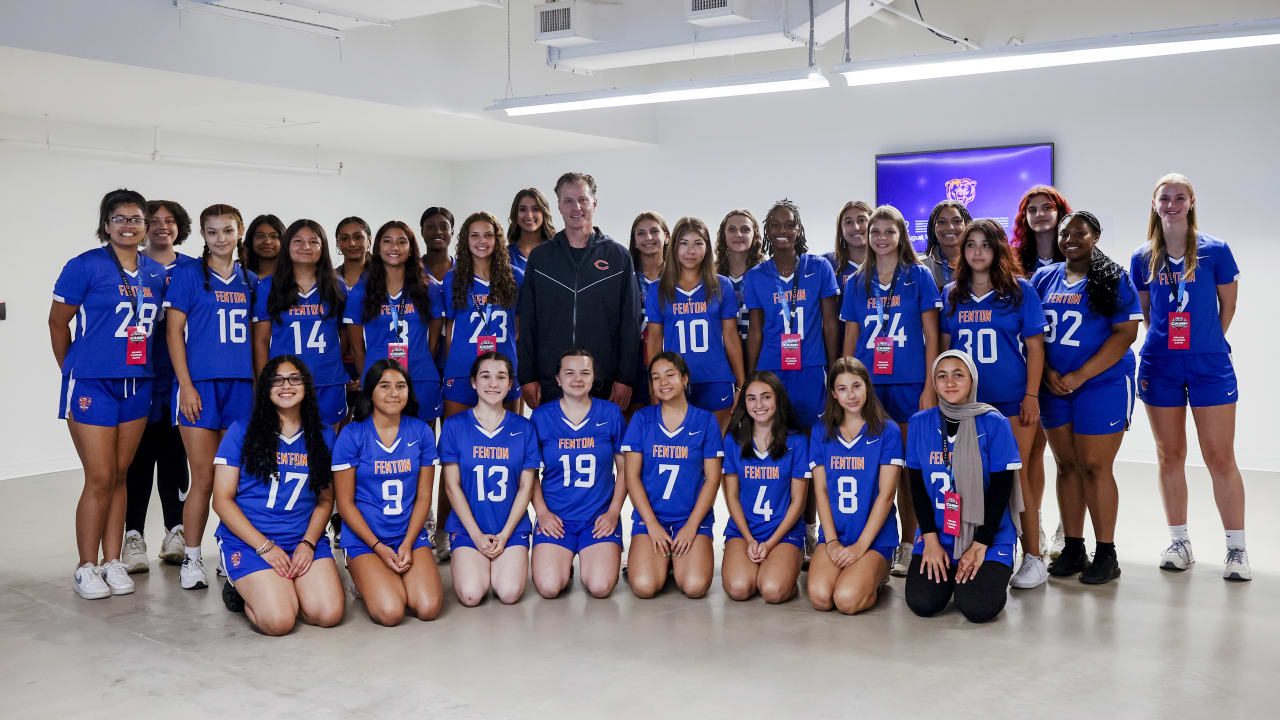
top-left (1110, 420), bottom-right (1122, 427)
top-left (596, 421), bottom-right (609, 427)
top-left (178, 479), bottom-right (190, 502)
top-left (510, 432), bottom-right (522, 436)
top-left (866, 438), bottom-right (879, 445)
top-left (804, 272), bottom-right (816, 278)
top-left (1227, 390), bottom-right (1237, 396)
top-left (407, 440), bottom-right (419, 447)
top-left (720, 395), bottom-right (732, 402)
top-left (997, 551), bottom-right (1009, 557)
top-left (689, 430), bottom-right (702, 435)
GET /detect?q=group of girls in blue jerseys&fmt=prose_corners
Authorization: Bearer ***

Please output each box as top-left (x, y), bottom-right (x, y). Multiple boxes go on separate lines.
top-left (49, 171), bottom-right (1248, 632)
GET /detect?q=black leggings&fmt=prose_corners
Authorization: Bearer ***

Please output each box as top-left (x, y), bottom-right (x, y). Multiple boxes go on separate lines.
top-left (124, 420), bottom-right (188, 533)
top-left (905, 553), bottom-right (1013, 623)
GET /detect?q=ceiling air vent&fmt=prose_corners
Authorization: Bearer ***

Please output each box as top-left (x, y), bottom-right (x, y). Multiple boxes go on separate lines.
top-left (686, 0), bottom-right (755, 27)
top-left (534, 2), bottom-right (597, 48)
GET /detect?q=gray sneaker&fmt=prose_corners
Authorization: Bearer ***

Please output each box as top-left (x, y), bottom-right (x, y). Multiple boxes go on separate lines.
top-left (122, 530), bottom-right (149, 574)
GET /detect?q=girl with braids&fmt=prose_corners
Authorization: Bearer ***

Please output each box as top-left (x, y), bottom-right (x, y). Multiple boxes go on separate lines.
top-left (940, 219), bottom-right (1049, 589)
top-left (646, 216), bottom-right (744, 431)
top-left (840, 204), bottom-right (941, 577)
top-left (507, 188), bottom-right (556, 272)
top-left (252, 219), bottom-right (348, 428)
top-left (1031, 211), bottom-right (1141, 585)
top-left (122, 200), bottom-right (199, 573)
top-left (165, 203), bottom-right (258, 590)
top-left (807, 358), bottom-right (902, 614)
top-left (420, 206), bottom-right (455, 282)
top-left (335, 216), bottom-right (372, 293)
top-left (1129, 174), bottom-right (1247, 581)
top-left (714, 209), bottom-right (763, 354)
top-left (628, 211), bottom-right (670, 416)
top-left (211, 355), bottom-right (343, 635)
top-left (241, 214), bottom-right (284, 279)
top-left (442, 211), bottom-right (524, 415)
top-left (825, 201), bottom-right (872, 358)
top-left (332, 359), bottom-right (443, 624)
top-left (51, 189), bottom-right (167, 599)
top-left (720, 371), bottom-right (808, 604)
top-left (920, 200), bottom-right (972, 290)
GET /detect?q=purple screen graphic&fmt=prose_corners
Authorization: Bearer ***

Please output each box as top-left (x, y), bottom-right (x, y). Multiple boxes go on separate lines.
top-left (875, 144), bottom-right (1054, 252)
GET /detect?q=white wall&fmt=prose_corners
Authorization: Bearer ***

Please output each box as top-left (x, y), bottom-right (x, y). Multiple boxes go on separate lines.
top-left (0, 116), bottom-right (451, 480)
top-left (450, 44), bottom-right (1280, 471)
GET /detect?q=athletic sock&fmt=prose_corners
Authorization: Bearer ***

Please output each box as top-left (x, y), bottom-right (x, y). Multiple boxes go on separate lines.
top-left (1095, 541), bottom-right (1116, 559)
top-left (184, 546), bottom-right (201, 561)
top-left (1169, 524), bottom-right (1189, 542)
top-left (1225, 530), bottom-right (1246, 550)
top-left (1064, 536), bottom-right (1086, 551)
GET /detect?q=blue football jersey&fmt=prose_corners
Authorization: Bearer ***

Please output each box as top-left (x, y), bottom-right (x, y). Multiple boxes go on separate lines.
top-left (53, 247), bottom-right (168, 379)
top-left (635, 273), bottom-right (660, 323)
top-left (722, 432), bottom-right (809, 541)
top-left (940, 278), bottom-right (1047, 404)
top-left (440, 268), bottom-right (524, 381)
top-left (840, 263), bottom-right (942, 385)
top-left (164, 261), bottom-right (256, 381)
top-left (824, 253), bottom-right (861, 356)
top-left (343, 277), bottom-right (446, 384)
top-left (1130, 234), bottom-right (1238, 356)
top-left (213, 420), bottom-right (336, 543)
top-left (532, 398), bottom-right (625, 522)
top-left (743, 254), bottom-right (839, 371)
top-left (808, 421), bottom-right (903, 547)
top-left (727, 274), bottom-right (750, 342)
top-left (508, 243), bottom-right (529, 272)
top-left (621, 404), bottom-right (724, 525)
top-left (905, 408), bottom-right (1019, 548)
top-left (253, 277), bottom-right (347, 386)
top-left (645, 275), bottom-right (739, 384)
top-left (439, 410), bottom-right (539, 536)
top-left (331, 415), bottom-right (438, 542)
top-left (1032, 263), bottom-right (1143, 389)
top-left (152, 254), bottom-right (201, 374)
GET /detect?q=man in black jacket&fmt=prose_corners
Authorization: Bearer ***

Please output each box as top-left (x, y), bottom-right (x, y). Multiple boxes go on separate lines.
top-left (517, 172), bottom-right (641, 409)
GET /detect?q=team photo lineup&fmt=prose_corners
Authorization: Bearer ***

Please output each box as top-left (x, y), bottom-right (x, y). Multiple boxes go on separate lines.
top-left (49, 168), bottom-right (1249, 634)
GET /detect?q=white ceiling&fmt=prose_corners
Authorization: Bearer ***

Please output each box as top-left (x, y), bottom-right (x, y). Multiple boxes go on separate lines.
top-left (212, 0), bottom-right (497, 29)
top-left (0, 45), bottom-right (647, 161)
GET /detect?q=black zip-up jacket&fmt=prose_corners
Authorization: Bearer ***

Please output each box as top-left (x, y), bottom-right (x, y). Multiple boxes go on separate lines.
top-left (517, 228), bottom-right (642, 395)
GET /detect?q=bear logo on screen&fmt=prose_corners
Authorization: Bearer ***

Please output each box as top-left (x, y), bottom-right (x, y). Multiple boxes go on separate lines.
top-left (945, 177), bottom-right (978, 206)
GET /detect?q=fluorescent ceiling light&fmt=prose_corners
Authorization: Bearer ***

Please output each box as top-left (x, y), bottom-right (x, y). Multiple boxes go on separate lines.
top-left (839, 18), bottom-right (1280, 86)
top-left (489, 68), bottom-right (829, 116)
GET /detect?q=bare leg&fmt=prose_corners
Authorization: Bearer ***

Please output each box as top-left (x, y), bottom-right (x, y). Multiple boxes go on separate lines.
top-left (402, 547), bottom-right (444, 620)
top-left (449, 546), bottom-right (493, 607)
top-left (831, 551), bottom-right (889, 615)
top-left (671, 535), bottom-right (714, 598)
top-left (626, 535), bottom-right (670, 599)
top-left (348, 552), bottom-right (409, 625)
top-left (1075, 431), bottom-right (1125, 543)
top-left (233, 569), bottom-right (302, 636)
top-left (490, 544), bottom-right (529, 604)
top-left (578, 541), bottom-right (622, 598)
top-left (755, 543), bottom-right (802, 604)
top-left (178, 426), bottom-right (224, 549)
top-left (1044, 426), bottom-right (1087, 537)
top-left (720, 538), bottom-right (759, 601)
top-left (806, 544), bottom-right (840, 611)
top-left (1012, 417), bottom-right (1042, 556)
top-left (532, 543), bottom-right (574, 599)
top-left (292, 557), bottom-right (345, 627)
top-left (1190, 404), bottom-right (1245, 530)
top-left (1145, 405), bottom-right (1189, 526)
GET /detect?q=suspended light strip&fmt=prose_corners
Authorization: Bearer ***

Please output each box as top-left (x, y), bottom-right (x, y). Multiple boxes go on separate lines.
top-left (489, 68), bottom-right (829, 116)
top-left (839, 19), bottom-right (1280, 86)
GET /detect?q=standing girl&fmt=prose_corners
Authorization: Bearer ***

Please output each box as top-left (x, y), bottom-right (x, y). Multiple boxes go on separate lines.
top-left (940, 219), bottom-right (1048, 589)
top-left (530, 349), bottom-right (628, 599)
top-left (1130, 174), bottom-right (1247, 581)
top-left (166, 203), bottom-right (258, 590)
top-left (807, 358), bottom-right (902, 614)
top-left (335, 216), bottom-right (372, 293)
top-left (211, 356), bottom-right (343, 635)
top-left (122, 199), bottom-right (198, 572)
top-left (714, 209), bottom-right (763, 357)
top-left (920, 200), bottom-right (972, 290)
top-left (623, 352), bottom-right (724, 599)
top-left (253, 220), bottom-right (348, 428)
top-left (440, 353), bottom-right (539, 606)
top-left (720, 372), bottom-right (808, 604)
top-left (826, 201), bottom-right (873, 360)
top-left (51, 188), bottom-right (167, 599)
top-left (242, 214), bottom-right (283, 279)
top-left (1033, 211), bottom-right (1141, 584)
top-left (628, 211), bottom-right (669, 416)
top-left (507, 188), bottom-right (556, 272)
top-left (333, 359), bottom-right (444, 624)
top-left (646, 216), bottom-right (745, 431)
top-left (840, 204), bottom-right (942, 576)
top-left (420, 207), bottom-right (455, 283)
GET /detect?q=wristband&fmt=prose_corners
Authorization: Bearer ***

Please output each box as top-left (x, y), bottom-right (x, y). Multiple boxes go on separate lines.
top-left (255, 539), bottom-right (275, 556)
top-left (299, 538), bottom-right (316, 551)
top-left (373, 540), bottom-right (383, 551)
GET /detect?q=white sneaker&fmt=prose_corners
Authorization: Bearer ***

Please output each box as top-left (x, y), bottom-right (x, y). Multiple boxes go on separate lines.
top-left (1050, 523), bottom-right (1066, 560)
top-left (100, 559), bottom-right (135, 595)
top-left (1010, 554), bottom-right (1048, 589)
top-left (122, 531), bottom-right (149, 574)
top-left (1159, 539), bottom-right (1195, 571)
top-left (803, 528), bottom-right (817, 561)
top-left (215, 554), bottom-right (226, 577)
top-left (1224, 548), bottom-right (1252, 582)
top-left (433, 527), bottom-right (451, 563)
top-left (74, 563), bottom-right (110, 600)
top-left (159, 526), bottom-right (185, 565)
top-left (180, 555), bottom-right (208, 590)
top-left (890, 541), bottom-right (912, 577)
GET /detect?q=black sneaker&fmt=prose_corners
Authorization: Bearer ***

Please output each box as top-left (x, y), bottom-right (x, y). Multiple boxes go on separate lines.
top-left (1080, 553), bottom-right (1121, 585)
top-left (1048, 543), bottom-right (1089, 577)
top-left (221, 580), bottom-right (245, 613)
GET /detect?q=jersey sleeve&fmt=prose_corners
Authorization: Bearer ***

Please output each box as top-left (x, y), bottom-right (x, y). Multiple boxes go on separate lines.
top-left (1111, 276), bottom-right (1145, 324)
top-left (520, 420), bottom-right (541, 470)
top-left (939, 284), bottom-right (956, 335)
top-left (51, 254), bottom-right (88, 306)
top-left (162, 265), bottom-right (193, 313)
top-left (441, 273), bottom-right (459, 320)
top-left (418, 422), bottom-right (440, 466)
top-left (511, 266), bottom-right (525, 292)
top-left (807, 425), bottom-right (827, 470)
top-left (878, 421), bottom-right (906, 467)
top-left (717, 278), bottom-right (739, 319)
top-left (343, 282), bottom-right (364, 325)
top-left (701, 413), bottom-right (725, 458)
top-left (1129, 249), bottom-right (1151, 292)
top-left (904, 414), bottom-right (925, 470)
top-left (437, 417), bottom-right (461, 464)
top-left (644, 281), bottom-right (662, 325)
top-left (608, 404), bottom-right (626, 454)
top-left (213, 421), bottom-right (247, 467)
top-left (916, 264), bottom-right (943, 311)
top-left (329, 423), bottom-right (361, 471)
top-left (838, 275), bottom-right (862, 324)
top-left (743, 270), bottom-right (765, 310)
top-left (427, 278), bottom-right (446, 320)
top-left (251, 276), bottom-right (272, 322)
top-left (817, 256), bottom-right (839, 298)
top-left (789, 435), bottom-right (811, 478)
top-left (721, 436), bottom-right (742, 476)
top-left (983, 412), bottom-right (1022, 471)
top-left (1212, 240), bottom-right (1240, 284)
top-left (620, 410), bottom-right (646, 453)
top-left (1018, 280), bottom-right (1047, 337)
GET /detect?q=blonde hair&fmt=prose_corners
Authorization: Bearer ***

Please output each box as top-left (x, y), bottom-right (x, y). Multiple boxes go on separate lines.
top-left (1146, 172), bottom-right (1199, 282)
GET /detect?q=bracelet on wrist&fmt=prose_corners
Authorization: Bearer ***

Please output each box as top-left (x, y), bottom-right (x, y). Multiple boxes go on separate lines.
top-left (373, 540), bottom-right (383, 550)
top-left (255, 539), bottom-right (275, 556)
top-left (299, 538), bottom-right (316, 551)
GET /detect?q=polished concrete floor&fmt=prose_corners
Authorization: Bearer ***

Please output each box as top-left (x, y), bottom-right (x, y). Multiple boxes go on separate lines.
top-left (2, 462), bottom-right (1274, 719)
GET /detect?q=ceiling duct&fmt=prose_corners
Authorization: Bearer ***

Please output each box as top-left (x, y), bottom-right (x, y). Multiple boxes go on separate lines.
top-left (686, 0), bottom-right (756, 28)
top-left (534, 1), bottom-right (600, 48)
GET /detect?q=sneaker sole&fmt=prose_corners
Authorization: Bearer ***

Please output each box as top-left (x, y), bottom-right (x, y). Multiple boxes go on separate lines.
top-left (1159, 562), bottom-right (1192, 572)
top-left (181, 580), bottom-right (209, 590)
top-left (1080, 566), bottom-right (1121, 585)
top-left (109, 584), bottom-right (136, 596)
top-left (75, 587), bottom-right (111, 600)
top-left (1010, 577), bottom-right (1048, 589)
top-left (158, 552), bottom-right (185, 565)
top-left (124, 562), bottom-right (149, 574)
top-left (889, 566), bottom-right (908, 578)
top-left (1224, 573), bottom-right (1252, 582)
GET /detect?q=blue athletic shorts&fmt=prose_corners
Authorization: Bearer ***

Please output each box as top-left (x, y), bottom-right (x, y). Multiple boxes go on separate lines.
top-left (725, 520), bottom-right (805, 549)
top-left (688, 381), bottom-right (735, 413)
top-left (449, 530), bottom-right (531, 552)
top-left (342, 522), bottom-right (433, 559)
top-left (814, 530), bottom-right (896, 563)
top-left (874, 382), bottom-right (923, 425)
top-left (217, 532), bottom-right (334, 582)
top-left (988, 397), bottom-right (1023, 418)
top-left (441, 376), bottom-right (522, 406)
top-left (149, 367), bottom-right (175, 423)
top-left (60, 375), bottom-right (152, 427)
top-left (315, 384), bottom-right (349, 426)
top-left (173, 379), bottom-right (252, 430)
top-left (631, 516), bottom-right (714, 539)
top-left (1041, 375), bottom-right (1134, 435)
top-left (774, 366), bottom-right (827, 428)
top-left (533, 517), bottom-right (623, 553)
top-left (413, 379), bottom-right (443, 421)
top-left (1138, 353), bottom-right (1237, 408)
top-left (912, 531), bottom-right (1017, 568)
